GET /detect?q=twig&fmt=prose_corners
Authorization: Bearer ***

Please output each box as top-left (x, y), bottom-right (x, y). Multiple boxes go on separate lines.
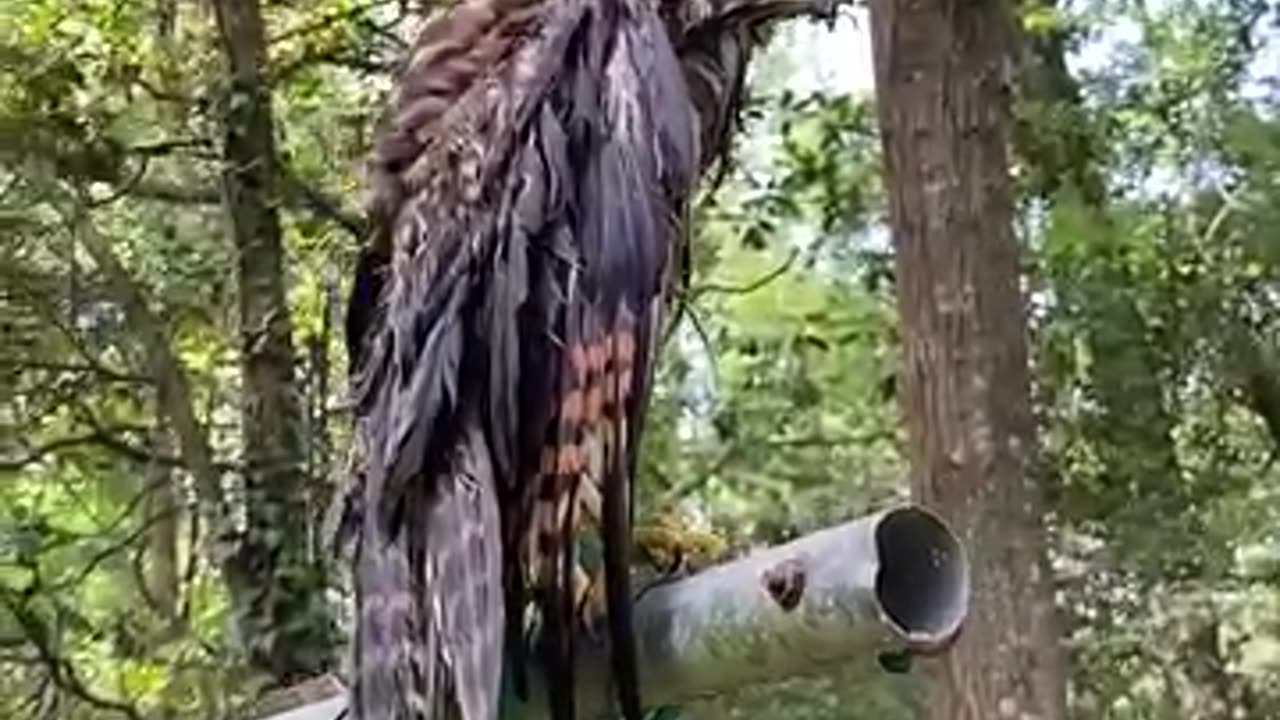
top-left (690, 246), bottom-right (800, 296)
top-left (53, 505), bottom-right (187, 593)
top-left (266, 0), bottom-right (404, 45)
top-left (0, 360), bottom-right (149, 384)
top-left (280, 169), bottom-right (366, 238)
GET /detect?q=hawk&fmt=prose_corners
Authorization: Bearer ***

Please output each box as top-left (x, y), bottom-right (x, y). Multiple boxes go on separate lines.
top-left (333, 1), bottom-right (844, 719)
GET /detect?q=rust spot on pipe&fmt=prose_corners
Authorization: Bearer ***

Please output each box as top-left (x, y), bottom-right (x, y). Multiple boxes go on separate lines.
top-left (762, 557), bottom-right (807, 611)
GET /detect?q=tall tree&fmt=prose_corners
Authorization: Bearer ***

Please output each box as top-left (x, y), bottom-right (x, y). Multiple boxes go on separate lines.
top-left (867, 1), bottom-right (1068, 719)
top-left (212, 0), bottom-right (334, 682)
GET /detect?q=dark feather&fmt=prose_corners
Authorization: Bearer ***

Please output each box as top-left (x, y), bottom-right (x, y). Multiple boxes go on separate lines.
top-left (351, 420), bottom-right (503, 720)
top-left (341, 0), bottom-right (786, 718)
top-left (507, 6), bottom-right (699, 720)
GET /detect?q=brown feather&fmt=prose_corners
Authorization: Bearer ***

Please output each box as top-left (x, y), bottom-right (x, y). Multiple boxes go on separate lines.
top-left (342, 1), bottom-right (794, 719)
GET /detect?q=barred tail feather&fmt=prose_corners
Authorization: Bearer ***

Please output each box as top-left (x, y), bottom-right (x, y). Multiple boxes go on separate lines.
top-left (517, 5), bottom-right (699, 719)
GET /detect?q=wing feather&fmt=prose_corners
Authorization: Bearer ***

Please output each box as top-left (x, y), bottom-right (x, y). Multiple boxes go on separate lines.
top-left (345, 1), bottom-right (719, 719)
top-left (348, 3), bottom-right (594, 720)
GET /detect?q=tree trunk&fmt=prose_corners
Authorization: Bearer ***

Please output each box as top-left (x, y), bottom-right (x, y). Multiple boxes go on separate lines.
top-left (867, 1), bottom-right (1068, 719)
top-left (212, 0), bottom-right (334, 683)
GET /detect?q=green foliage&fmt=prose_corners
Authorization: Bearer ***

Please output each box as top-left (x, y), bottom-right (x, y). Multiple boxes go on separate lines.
top-left (1019, 1), bottom-right (1280, 715)
top-left (639, 83), bottom-right (903, 552)
top-left (1, 1), bottom-right (1278, 719)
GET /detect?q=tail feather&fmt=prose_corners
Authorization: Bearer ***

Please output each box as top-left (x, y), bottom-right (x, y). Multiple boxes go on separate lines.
top-left (351, 421), bottom-right (503, 720)
top-left (515, 5), bottom-right (698, 720)
top-left (428, 423), bottom-right (505, 720)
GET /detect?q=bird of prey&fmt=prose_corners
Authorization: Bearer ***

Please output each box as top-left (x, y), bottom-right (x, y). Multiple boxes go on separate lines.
top-left (332, 1), bottom-right (844, 720)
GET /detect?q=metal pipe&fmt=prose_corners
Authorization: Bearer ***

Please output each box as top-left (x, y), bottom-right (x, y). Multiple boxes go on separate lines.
top-left (522, 504), bottom-right (969, 717)
top-left (255, 505), bottom-right (968, 720)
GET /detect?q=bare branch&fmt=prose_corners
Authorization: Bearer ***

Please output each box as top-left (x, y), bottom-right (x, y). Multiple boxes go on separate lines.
top-left (0, 360), bottom-right (151, 384)
top-left (0, 433), bottom-right (120, 472)
top-left (129, 138), bottom-right (218, 157)
top-left (266, 0), bottom-right (405, 45)
top-left (690, 246), bottom-right (799, 296)
top-left (668, 0), bottom-right (849, 37)
top-left (279, 169), bottom-right (366, 238)
top-left (53, 505), bottom-right (186, 593)
top-left (128, 180), bottom-right (221, 204)
top-left (269, 48), bottom-right (399, 84)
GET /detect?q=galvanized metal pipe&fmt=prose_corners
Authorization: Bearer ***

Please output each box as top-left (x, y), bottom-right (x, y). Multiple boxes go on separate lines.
top-left (260, 505), bottom-right (968, 720)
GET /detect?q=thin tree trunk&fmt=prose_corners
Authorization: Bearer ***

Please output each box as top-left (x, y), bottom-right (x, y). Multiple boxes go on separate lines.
top-left (78, 223), bottom-right (224, 531)
top-left (211, 0), bottom-right (334, 683)
top-left (867, 1), bottom-right (1068, 718)
top-left (145, 427), bottom-right (181, 616)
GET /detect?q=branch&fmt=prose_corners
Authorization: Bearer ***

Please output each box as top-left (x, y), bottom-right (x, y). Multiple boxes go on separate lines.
top-left (266, 0), bottom-right (405, 45)
top-left (129, 179), bottom-right (222, 205)
top-left (20, 133), bottom-right (361, 237)
top-left (258, 505), bottom-right (969, 720)
top-left (52, 504), bottom-right (186, 593)
top-left (2, 394), bottom-right (238, 476)
top-left (117, 168), bottom-right (364, 238)
top-left (689, 246), bottom-right (800, 296)
top-left (279, 169), bottom-right (367, 238)
top-left (269, 47), bottom-right (399, 85)
top-left (0, 432), bottom-right (120, 472)
top-left (0, 360), bottom-right (150, 384)
top-left (1, 591), bottom-right (144, 720)
top-left (128, 138), bottom-right (218, 157)
top-left (0, 472), bottom-right (169, 562)
top-left (72, 216), bottom-right (229, 533)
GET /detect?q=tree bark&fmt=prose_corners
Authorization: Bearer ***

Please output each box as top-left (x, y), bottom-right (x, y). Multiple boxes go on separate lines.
top-left (212, 0), bottom-right (334, 682)
top-left (867, 1), bottom-right (1068, 719)
top-left (145, 426), bottom-right (181, 617)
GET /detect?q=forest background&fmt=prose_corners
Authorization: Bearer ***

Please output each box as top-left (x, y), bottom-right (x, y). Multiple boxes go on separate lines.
top-left (2, 0), bottom-right (1278, 718)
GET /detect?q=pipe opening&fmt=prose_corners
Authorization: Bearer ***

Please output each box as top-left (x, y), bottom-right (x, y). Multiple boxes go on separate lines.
top-left (873, 507), bottom-right (968, 640)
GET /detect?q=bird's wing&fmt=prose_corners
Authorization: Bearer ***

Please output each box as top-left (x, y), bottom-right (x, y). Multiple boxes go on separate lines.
top-left (346, 1), bottom-right (592, 719)
top-left (355, 0), bottom-right (589, 517)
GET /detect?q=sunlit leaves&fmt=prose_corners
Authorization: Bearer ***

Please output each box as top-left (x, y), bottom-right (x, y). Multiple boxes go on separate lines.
top-left (1020, 1), bottom-right (1280, 714)
top-left (2, 0), bottom-right (1278, 717)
